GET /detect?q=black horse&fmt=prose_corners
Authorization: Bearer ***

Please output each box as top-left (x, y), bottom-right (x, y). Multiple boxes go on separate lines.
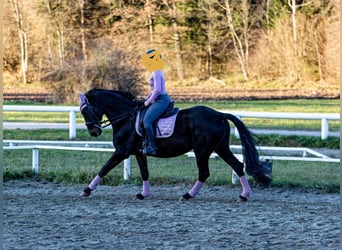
top-left (79, 88), bottom-right (272, 201)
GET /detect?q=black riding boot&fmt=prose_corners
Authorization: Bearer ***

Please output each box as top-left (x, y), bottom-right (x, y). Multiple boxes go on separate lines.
top-left (143, 126), bottom-right (157, 155)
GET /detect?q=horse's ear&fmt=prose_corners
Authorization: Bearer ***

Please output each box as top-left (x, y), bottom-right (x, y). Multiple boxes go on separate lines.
top-left (79, 93), bottom-right (88, 110)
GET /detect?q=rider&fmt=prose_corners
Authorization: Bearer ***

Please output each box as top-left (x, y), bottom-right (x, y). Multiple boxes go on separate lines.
top-left (141, 49), bottom-right (171, 155)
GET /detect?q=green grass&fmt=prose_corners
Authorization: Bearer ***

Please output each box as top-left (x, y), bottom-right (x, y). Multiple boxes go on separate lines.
top-left (3, 149), bottom-right (339, 193)
top-left (3, 99), bottom-right (340, 192)
top-left (3, 128), bottom-right (340, 193)
top-left (3, 112), bottom-right (82, 123)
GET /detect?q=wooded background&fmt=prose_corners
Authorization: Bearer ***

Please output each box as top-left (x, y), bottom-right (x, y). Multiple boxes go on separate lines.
top-left (3, 0), bottom-right (340, 103)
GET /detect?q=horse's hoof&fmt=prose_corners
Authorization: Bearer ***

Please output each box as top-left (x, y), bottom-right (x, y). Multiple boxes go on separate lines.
top-left (136, 193), bottom-right (145, 200)
top-left (179, 193), bottom-right (193, 201)
top-left (237, 195), bottom-right (248, 202)
top-left (81, 187), bottom-right (92, 197)
top-left (81, 191), bottom-right (89, 197)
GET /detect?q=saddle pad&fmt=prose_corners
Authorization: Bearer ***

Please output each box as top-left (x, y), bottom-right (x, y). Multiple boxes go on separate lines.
top-left (135, 111), bottom-right (179, 138)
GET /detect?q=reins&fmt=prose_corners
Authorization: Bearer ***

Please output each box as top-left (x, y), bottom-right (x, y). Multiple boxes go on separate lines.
top-left (100, 112), bottom-right (132, 128)
top-left (99, 101), bottom-right (144, 129)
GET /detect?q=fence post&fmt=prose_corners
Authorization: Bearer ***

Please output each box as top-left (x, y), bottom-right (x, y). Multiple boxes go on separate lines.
top-left (321, 118), bottom-right (329, 140)
top-left (32, 148), bottom-right (39, 174)
top-left (124, 158), bottom-right (130, 180)
top-left (232, 171), bottom-right (239, 184)
top-left (69, 111), bottom-right (77, 139)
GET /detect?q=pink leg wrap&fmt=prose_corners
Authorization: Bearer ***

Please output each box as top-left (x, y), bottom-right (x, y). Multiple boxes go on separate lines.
top-left (189, 181), bottom-right (204, 197)
top-left (240, 176), bottom-right (252, 198)
top-left (88, 175), bottom-right (102, 190)
top-left (141, 180), bottom-right (150, 197)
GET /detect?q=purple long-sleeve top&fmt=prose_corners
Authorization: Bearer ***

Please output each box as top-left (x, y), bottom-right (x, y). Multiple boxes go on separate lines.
top-left (145, 70), bottom-right (167, 105)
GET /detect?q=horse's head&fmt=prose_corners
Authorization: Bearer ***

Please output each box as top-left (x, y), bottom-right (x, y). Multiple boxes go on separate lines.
top-left (79, 93), bottom-right (103, 137)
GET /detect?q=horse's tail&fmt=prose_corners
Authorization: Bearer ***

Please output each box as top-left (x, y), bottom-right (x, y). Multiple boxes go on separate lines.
top-left (222, 113), bottom-right (272, 187)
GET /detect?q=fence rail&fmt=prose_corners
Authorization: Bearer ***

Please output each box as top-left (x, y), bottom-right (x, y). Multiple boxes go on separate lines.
top-left (4, 140), bottom-right (339, 185)
top-left (3, 141), bottom-right (131, 180)
top-left (3, 105), bottom-right (340, 140)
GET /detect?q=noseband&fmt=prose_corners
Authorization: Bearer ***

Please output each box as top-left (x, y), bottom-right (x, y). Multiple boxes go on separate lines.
top-left (81, 104), bottom-right (103, 129)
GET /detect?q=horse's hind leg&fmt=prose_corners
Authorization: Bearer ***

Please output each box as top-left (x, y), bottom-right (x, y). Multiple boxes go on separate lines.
top-left (215, 145), bottom-right (244, 176)
top-left (215, 145), bottom-right (252, 201)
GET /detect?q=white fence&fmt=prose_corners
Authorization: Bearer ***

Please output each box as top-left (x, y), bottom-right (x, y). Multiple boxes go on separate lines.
top-left (3, 140), bottom-right (131, 180)
top-left (4, 140), bottom-right (339, 184)
top-left (222, 110), bottom-right (339, 140)
top-left (4, 105), bottom-right (339, 140)
top-left (4, 105), bottom-right (79, 139)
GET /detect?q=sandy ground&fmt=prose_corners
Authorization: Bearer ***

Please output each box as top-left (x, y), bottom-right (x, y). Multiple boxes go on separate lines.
top-left (3, 180), bottom-right (340, 250)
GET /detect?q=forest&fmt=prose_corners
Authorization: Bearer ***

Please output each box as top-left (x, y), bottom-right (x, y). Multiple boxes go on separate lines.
top-left (3, 0), bottom-right (340, 103)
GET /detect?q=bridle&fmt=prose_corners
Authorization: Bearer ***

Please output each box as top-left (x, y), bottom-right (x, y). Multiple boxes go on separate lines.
top-left (80, 103), bottom-right (103, 130)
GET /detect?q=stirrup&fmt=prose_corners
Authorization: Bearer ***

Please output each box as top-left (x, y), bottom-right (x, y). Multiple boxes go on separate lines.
top-left (142, 145), bottom-right (157, 155)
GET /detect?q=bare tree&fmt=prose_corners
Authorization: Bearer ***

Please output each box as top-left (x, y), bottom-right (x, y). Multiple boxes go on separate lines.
top-left (288, 0), bottom-right (314, 42)
top-left (287, 0), bottom-right (297, 42)
top-left (78, 0), bottom-right (88, 62)
top-left (163, 0), bottom-right (184, 80)
top-left (44, 0), bottom-right (65, 69)
top-left (199, 0), bottom-right (215, 78)
top-left (223, 0), bottom-right (249, 81)
top-left (265, 0), bottom-right (270, 26)
top-left (9, 0), bottom-right (28, 84)
top-left (145, 0), bottom-right (154, 46)
top-left (206, 1), bottom-right (213, 78)
top-left (325, 0), bottom-right (340, 83)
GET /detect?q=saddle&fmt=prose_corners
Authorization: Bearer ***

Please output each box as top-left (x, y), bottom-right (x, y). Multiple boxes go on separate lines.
top-left (136, 101), bottom-right (179, 138)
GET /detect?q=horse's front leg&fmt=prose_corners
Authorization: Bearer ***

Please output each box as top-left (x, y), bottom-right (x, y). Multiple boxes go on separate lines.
top-left (135, 154), bottom-right (150, 200)
top-left (81, 150), bottom-right (129, 197)
top-left (181, 154), bottom-right (210, 200)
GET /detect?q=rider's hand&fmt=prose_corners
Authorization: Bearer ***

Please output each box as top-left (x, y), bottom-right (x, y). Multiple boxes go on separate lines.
top-left (144, 101), bottom-right (150, 107)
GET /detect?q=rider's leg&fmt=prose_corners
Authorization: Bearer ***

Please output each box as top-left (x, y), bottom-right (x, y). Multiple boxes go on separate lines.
top-left (143, 95), bottom-right (170, 155)
top-left (143, 115), bottom-right (157, 155)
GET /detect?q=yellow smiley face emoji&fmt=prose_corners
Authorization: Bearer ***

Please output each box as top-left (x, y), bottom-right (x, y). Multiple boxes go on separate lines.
top-left (141, 49), bottom-right (164, 72)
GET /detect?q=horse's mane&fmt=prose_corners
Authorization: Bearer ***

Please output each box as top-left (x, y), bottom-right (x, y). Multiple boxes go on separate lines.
top-left (85, 88), bottom-right (136, 101)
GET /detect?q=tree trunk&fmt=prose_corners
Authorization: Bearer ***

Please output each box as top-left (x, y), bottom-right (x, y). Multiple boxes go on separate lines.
top-left (173, 24), bottom-right (184, 80)
top-left (56, 25), bottom-right (65, 68)
top-left (241, 0), bottom-right (249, 78)
top-left (206, 1), bottom-right (213, 78)
top-left (165, 0), bottom-right (184, 80)
top-left (265, 0), bottom-right (270, 26)
top-left (78, 0), bottom-right (87, 62)
top-left (46, 0), bottom-right (65, 68)
top-left (146, 0), bottom-right (154, 46)
top-left (224, 0), bottom-right (249, 81)
top-left (314, 30), bottom-right (324, 83)
top-left (288, 0), bottom-right (297, 42)
top-left (9, 0), bottom-right (28, 84)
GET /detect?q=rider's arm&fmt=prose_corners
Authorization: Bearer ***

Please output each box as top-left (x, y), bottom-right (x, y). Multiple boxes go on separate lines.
top-left (144, 71), bottom-right (163, 106)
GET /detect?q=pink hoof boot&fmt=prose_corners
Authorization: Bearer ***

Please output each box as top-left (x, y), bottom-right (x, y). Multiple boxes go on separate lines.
top-left (188, 181), bottom-right (204, 197)
top-left (89, 175), bottom-right (102, 190)
top-left (239, 176), bottom-right (252, 201)
top-left (137, 181), bottom-right (150, 200)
